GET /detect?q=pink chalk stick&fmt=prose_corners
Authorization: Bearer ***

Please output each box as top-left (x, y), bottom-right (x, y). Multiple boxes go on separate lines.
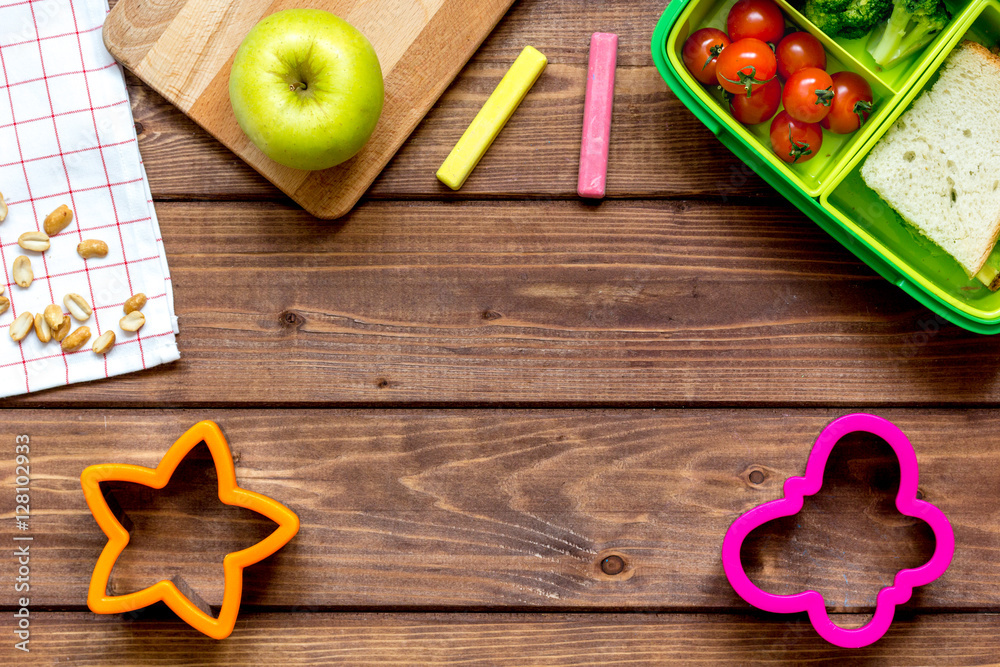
top-left (578, 32), bottom-right (618, 199)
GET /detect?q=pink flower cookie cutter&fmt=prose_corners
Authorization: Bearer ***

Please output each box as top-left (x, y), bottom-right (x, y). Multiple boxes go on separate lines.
top-left (721, 413), bottom-right (955, 648)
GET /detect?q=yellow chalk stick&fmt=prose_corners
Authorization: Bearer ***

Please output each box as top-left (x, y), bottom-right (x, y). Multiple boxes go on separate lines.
top-left (436, 45), bottom-right (547, 190)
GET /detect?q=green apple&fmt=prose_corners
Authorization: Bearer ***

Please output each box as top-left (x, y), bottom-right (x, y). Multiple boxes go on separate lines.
top-left (229, 9), bottom-right (384, 171)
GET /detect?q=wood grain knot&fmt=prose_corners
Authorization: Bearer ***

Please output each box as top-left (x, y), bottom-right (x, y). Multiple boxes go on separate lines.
top-left (280, 310), bottom-right (304, 329)
top-left (600, 555), bottom-right (626, 576)
top-left (741, 465), bottom-right (771, 487)
top-left (134, 121), bottom-right (144, 137)
top-left (481, 310), bottom-right (502, 321)
top-left (376, 378), bottom-right (390, 389)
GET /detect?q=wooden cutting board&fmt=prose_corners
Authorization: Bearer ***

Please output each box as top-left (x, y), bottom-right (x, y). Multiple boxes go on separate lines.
top-left (103, 0), bottom-right (516, 218)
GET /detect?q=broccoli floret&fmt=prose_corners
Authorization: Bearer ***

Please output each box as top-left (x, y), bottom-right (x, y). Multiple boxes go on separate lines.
top-left (802, 0), bottom-right (848, 36)
top-left (867, 0), bottom-right (951, 69)
top-left (801, 0), bottom-right (891, 40)
top-left (840, 0), bottom-right (894, 38)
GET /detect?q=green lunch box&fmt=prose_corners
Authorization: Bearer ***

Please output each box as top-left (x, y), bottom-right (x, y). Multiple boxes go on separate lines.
top-left (652, 0), bottom-right (1000, 334)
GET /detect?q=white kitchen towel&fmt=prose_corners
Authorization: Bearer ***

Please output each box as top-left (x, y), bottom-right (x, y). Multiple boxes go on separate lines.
top-left (0, 0), bottom-right (178, 397)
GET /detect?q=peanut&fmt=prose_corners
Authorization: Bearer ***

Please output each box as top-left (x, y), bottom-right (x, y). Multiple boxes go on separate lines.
top-left (119, 310), bottom-right (145, 332)
top-left (43, 204), bottom-right (73, 236)
top-left (61, 326), bottom-right (90, 351)
top-left (18, 231), bottom-right (49, 252)
top-left (12, 256), bottom-right (32, 288)
top-left (124, 293), bottom-right (147, 314)
top-left (92, 330), bottom-right (115, 355)
top-left (0, 193), bottom-right (7, 223)
top-left (52, 315), bottom-right (71, 342)
top-left (64, 293), bottom-right (92, 321)
top-left (77, 239), bottom-right (108, 259)
top-left (9, 312), bottom-right (32, 342)
top-left (33, 313), bottom-right (51, 343)
top-left (43, 304), bottom-right (64, 330)
top-left (0, 296), bottom-right (8, 315)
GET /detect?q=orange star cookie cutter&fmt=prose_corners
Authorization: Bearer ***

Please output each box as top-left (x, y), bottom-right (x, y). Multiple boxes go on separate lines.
top-left (81, 420), bottom-right (300, 639)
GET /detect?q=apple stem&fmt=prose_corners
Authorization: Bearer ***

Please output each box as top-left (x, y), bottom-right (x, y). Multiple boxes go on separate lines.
top-left (289, 81), bottom-right (307, 92)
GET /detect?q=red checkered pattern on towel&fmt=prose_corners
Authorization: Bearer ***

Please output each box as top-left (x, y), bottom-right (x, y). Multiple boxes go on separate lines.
top-left (0, 0), bottom-right (178, 397)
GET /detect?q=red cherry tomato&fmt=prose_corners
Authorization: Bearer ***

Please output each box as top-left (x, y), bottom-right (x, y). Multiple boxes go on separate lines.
top-left (782, 67), bottom-right (834, 123)
top-left (727, 0), bottom-right (786, 44)
top-left (729, 79), bottom-right (781, 125)
top-left (820, 71), bottom-right (874, 134)
top-left (715, 38), bottom-right (778, 97)
top-left (775, 32), bottom-right (826, 79)
top-left (770, 111), bottom-right (823, 163)
top-left (683, 28), bottom-right (731, 85)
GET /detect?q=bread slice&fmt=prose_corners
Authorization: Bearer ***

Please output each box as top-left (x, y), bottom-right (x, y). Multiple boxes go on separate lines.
top-left (861, 41), bottom-right (1000, 277)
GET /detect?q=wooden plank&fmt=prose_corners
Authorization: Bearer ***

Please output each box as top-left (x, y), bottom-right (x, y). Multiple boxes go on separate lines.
top-left (0, 409), bottom-right (996, 610)
top-left (6, 612), bottom-right (1000, 665)
top-left (3, 199), bottom-right (997, 407)
top-left (105, 0), bottom-right (517, 217)
top-left (127, 0), bottom-right (769, 201)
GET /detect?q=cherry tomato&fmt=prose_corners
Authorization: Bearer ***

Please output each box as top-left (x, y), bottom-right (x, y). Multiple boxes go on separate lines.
top-left (716, 38), bottom-right (778, 97)
top-left (727, 0), bottom-right (786, 44)
top-left (782, 67), bottom-right (834, 123)
top-left (775, 32), bottom-right (826, 79)
top-left (728, 78), bottom-right (781, 125)
top-left (820, 71), bottom-right (874, 134)
top-left (770, 111), bottom-right (822, 163)
top-left (683, 28), bottom-right (731, 85)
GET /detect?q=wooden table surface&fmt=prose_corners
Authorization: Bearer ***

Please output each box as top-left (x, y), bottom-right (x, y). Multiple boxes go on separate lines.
top-left (5, 1), bottom-right (1000, 664)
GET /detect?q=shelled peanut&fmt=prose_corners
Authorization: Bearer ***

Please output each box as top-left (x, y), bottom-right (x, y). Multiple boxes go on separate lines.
top-left (124, 293), bottom-right (146, 314)
top-left (61, 326), bottom-right (90, 352)
top-left (64, 293), bottom-right (92, 322)
top-left (9, 312), bottom-right (32, 341)
top-left (77, 239), bottom-right (108, 259)
top-left (33, 314), bottom-right (50, 343)
top-left (12, 256), bottom-right (31, 288)
top-left (92, 330), bottom-right (115, 355)
top-left (52, 315), bottom-right (71, 343)
top-left (43, 205), bottom-right (72, 235)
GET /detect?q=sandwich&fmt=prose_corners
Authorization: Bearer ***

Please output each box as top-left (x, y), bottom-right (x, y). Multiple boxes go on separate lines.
top-left (861, 41), bottom-right (1000, 288)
